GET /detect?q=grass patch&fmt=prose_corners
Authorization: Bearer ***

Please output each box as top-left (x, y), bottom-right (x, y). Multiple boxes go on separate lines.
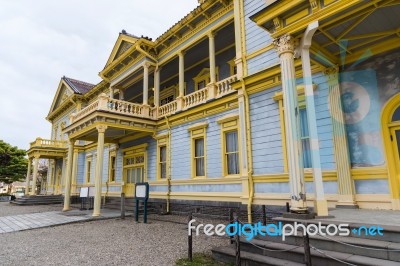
top-left (176, 253), bottom-right (230, 266)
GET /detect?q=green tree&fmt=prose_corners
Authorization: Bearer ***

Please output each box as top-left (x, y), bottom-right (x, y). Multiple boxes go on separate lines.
top-left (0, 140), bottom-right (28, 183)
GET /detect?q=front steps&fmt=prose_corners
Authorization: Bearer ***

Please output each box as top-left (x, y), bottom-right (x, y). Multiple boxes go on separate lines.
top-left (10, 195), bottom-right (63, 205)
top-left (212, 219), bottom-right (400, 265)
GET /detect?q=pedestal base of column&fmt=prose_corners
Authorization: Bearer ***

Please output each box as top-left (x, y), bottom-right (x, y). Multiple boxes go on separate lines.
top-left (142, 104), bottom-right (150, 118)
top-left (176, 97), bottom-right (184, 111)
top-left (391, 199), bottom-right (400, 210)
top-left (207, 83), bottom-right (217, 100)
top-left (336, 195), bottom-right (359, 209)
top-left (92, 212), bottom-right (100, 217)
top-left (283, 211), bottom-right (315, 220)
top-left (62, 208), bottom-right (70, 212)
top-left (313, 199), bottom-right (333, 218)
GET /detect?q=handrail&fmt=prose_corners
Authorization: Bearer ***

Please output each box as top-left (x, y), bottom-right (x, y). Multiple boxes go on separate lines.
top-left (158, 100), bottom-right (177, 116)
top-left (183, 87), bottom-right (208, 109)
top-left (30, 138), bottom-right (67, 149)
top-left (216, 74), bottom-right (237, 98)
top-left (69, 75), bottom-right (237, 124)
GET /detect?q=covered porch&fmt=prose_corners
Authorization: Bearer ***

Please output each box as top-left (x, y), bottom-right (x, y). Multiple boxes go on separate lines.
top-left (62, 116), bottom-right (156, 216)
top-left (26, 138), bottom-right (67, 196)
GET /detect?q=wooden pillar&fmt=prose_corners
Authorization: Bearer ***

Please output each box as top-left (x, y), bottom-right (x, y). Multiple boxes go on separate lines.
top-left (154, 67), bottom-right (160, 107)
top-left (63, 139), bottom-right (75, 211)
top-left (93, 125), bottom-right (107, 217)
top-left (325, 67), bottom-right (357, 208)
top-left (143, 63), bottom-right (150, 106)
top-left (31, 155), bottom-right (40, 195)
top-left (25, 158), bottom-right (31, 196)
top-left (209, 32), bottom-right (216, 84)
top-left (274, 34), bottom-right (307, 213)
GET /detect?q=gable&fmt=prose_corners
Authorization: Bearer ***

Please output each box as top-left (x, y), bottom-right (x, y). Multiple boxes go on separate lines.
top-left (105, 33), bottom-right (139, 67)
top-left (49, 80), bottom-right (75, 114)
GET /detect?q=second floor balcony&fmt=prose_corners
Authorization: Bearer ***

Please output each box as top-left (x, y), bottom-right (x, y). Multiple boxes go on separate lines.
top-left (27, 138), bottom-right (67, 159)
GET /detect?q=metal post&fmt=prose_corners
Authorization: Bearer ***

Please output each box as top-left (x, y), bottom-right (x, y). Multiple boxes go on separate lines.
top-left (135, 199), bottom-right (139, 222)
top-left (121, 193), bottom-right (126, 219)
top-left (234, 213), bottom-right (241, 266)
top-left (286, 202), bottom-right (290, 213)
top-left (229, 208), bottom-right (234, 244)
top-left (143, 199), bottom-right (148, 224)
top-left (262, 205), bottom-right (267, 226)
top-left (188, 213), bottom-right (193, 261)
top-left (303, 225), bottom-right (312, 266)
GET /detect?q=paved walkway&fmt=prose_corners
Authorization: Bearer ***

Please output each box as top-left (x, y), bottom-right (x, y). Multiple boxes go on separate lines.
top-left (0, 209), bottom-right (130, 234)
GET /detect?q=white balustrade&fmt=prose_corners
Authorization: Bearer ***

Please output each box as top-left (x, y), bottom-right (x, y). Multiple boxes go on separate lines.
top-left (69, 75), bottom-right (237, 124)
top-left (216, 74), bottom-right (237, 98)
top-left (183, 87), bottom-right (208, 109)
top-left (158, 101), bottom-right (177, 117)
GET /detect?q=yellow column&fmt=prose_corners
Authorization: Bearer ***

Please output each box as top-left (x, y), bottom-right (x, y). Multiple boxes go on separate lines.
top-left (31, 155), bottom-right (40, 195)
top-left (143, 63), bottom-right (149, 106)
top-left (93, 125), bottom-right (107, 217)
top-left (71, 146), bottom-right (79, 194)
top-left (209, 32), bottom-right (216, 84)
top-left (208, 32), bottom-right (218, 99)
top-left (154, 67), bottom-right (160, 108)
top-left (109, 86), bottom-right (114, 99)
top-left (25, 158), bottom-right (31, 196)
top-left (274, 34), bottom-right (307, 213)
top-left (176, 51), bottom-right (185, 110)
top-left (233, 0), bottom-right (244, 78)
top-left (326, 67), bottom-right (357, 208)
top-left (63, 139), bottom-right (75, 211)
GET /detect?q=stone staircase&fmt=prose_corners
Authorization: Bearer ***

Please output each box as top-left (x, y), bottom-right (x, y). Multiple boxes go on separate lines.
top-left (10, 195), bottom-right (63, 205)
top-left (212, 217), bottom-right (400, 265)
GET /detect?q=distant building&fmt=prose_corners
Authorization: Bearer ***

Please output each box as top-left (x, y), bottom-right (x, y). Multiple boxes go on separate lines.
top-left (26, 0), bottom-right (400, 219)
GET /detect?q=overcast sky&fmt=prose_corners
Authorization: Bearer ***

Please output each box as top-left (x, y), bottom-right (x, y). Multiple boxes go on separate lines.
top-left (0, 0), bottom-right (198, 150)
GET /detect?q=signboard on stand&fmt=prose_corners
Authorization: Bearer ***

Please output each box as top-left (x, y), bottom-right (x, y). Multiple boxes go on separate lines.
top-left (135, 182), bottom-right (149, 223)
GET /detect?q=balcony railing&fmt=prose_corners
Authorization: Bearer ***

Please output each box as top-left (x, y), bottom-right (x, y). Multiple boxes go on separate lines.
top-left (70, 74), bottom-right (237, 124)
top-left (30, 138), bottom-right (67, 149)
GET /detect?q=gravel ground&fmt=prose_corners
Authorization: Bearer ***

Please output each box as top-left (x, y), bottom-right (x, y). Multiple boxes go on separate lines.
top-left (0, 216), bottom-right (229, 266)
top-left (0, 202), bottom-right (63, 217)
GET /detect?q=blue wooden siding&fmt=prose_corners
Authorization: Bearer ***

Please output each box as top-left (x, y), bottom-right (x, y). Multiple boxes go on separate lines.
top-left (244, 0), bottom-right (279, 75)
top-left (170, 108), bottom-right (238, 179)
top-left (355, 180), bottom-right (389, 194)
top-left (76, 152), bottom-right (85, 184)
top-left (249, 72), bottom-right (336, 176)
top-left (171, 184), bottom-right (241, 193)
top-left (249, 86), bottom-right (284, 174)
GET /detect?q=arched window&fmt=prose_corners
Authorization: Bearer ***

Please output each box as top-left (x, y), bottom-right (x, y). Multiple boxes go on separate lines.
top-left (392, 106), bottom-right (400, 122)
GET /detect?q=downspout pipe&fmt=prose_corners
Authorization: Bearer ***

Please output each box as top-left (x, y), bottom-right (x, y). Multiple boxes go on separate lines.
top-left (242, 79), bottom-right (254, 223)
top-left (165, 115), bottom-right (172, 214)
top-left (296, 21), bottom-right (329, 216)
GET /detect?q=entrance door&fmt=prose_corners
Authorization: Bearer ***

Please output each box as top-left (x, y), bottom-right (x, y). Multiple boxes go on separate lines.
top-left (391, 127), bottom-right (400, 187)
top-left (123, 153), bottom-right (146, 197)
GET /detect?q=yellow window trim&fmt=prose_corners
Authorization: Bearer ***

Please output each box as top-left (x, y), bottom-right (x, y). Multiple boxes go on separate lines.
top-left (108, 150), bottom-right (116, 183)
top-left (193, 67), bottom-right (219, 91)
top-left (272, 84), bottom-right (318, 101)
top-left (122, 144), bottom-right (148, 183)
top-left (219, 116), bottom-right (241, 177)
top-left (155, 133), bottom-right (169, 180)
top-left (273, 84), bottom-right (318, 172)
top-left (188, 123), bottom-right (208, 178)
top-left (85, 157), bottom-right (92, 184)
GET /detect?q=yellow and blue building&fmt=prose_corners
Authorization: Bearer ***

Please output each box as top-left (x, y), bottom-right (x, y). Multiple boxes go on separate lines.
top-left (25, 0), bottom-right (400, 220)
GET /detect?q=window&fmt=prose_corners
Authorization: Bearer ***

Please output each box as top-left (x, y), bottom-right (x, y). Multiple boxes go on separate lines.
top-left (299, 108), bottom-right (312, 168)
top-left (109, 152), bottom-right (116, 182)
top-left (159, 85), bottom-right (177, 106)
top-left (194, 138), bottom-right (205, 177)
top-left (218, 114), bottom-right (240, 176)
top-left (159, 146), bottom-right (167, 179)
top-left (272, 85), bottom-right (317, 171)
top-left (228, 58), bottom-right (237, 76)
top-left (155, 133), bottom-right (169, 180)
top-left (193, 68), bottom-right (218, 91)
top-left (225, 131), bottom-right (240, 175)
top-left (85, 158), bottom-right (92, 183)
top-left (188, 122), bottom-right (208, 178)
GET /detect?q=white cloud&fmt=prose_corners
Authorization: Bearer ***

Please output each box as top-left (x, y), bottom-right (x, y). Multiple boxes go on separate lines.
top-left (0, 0), bottom-right (198, 149)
